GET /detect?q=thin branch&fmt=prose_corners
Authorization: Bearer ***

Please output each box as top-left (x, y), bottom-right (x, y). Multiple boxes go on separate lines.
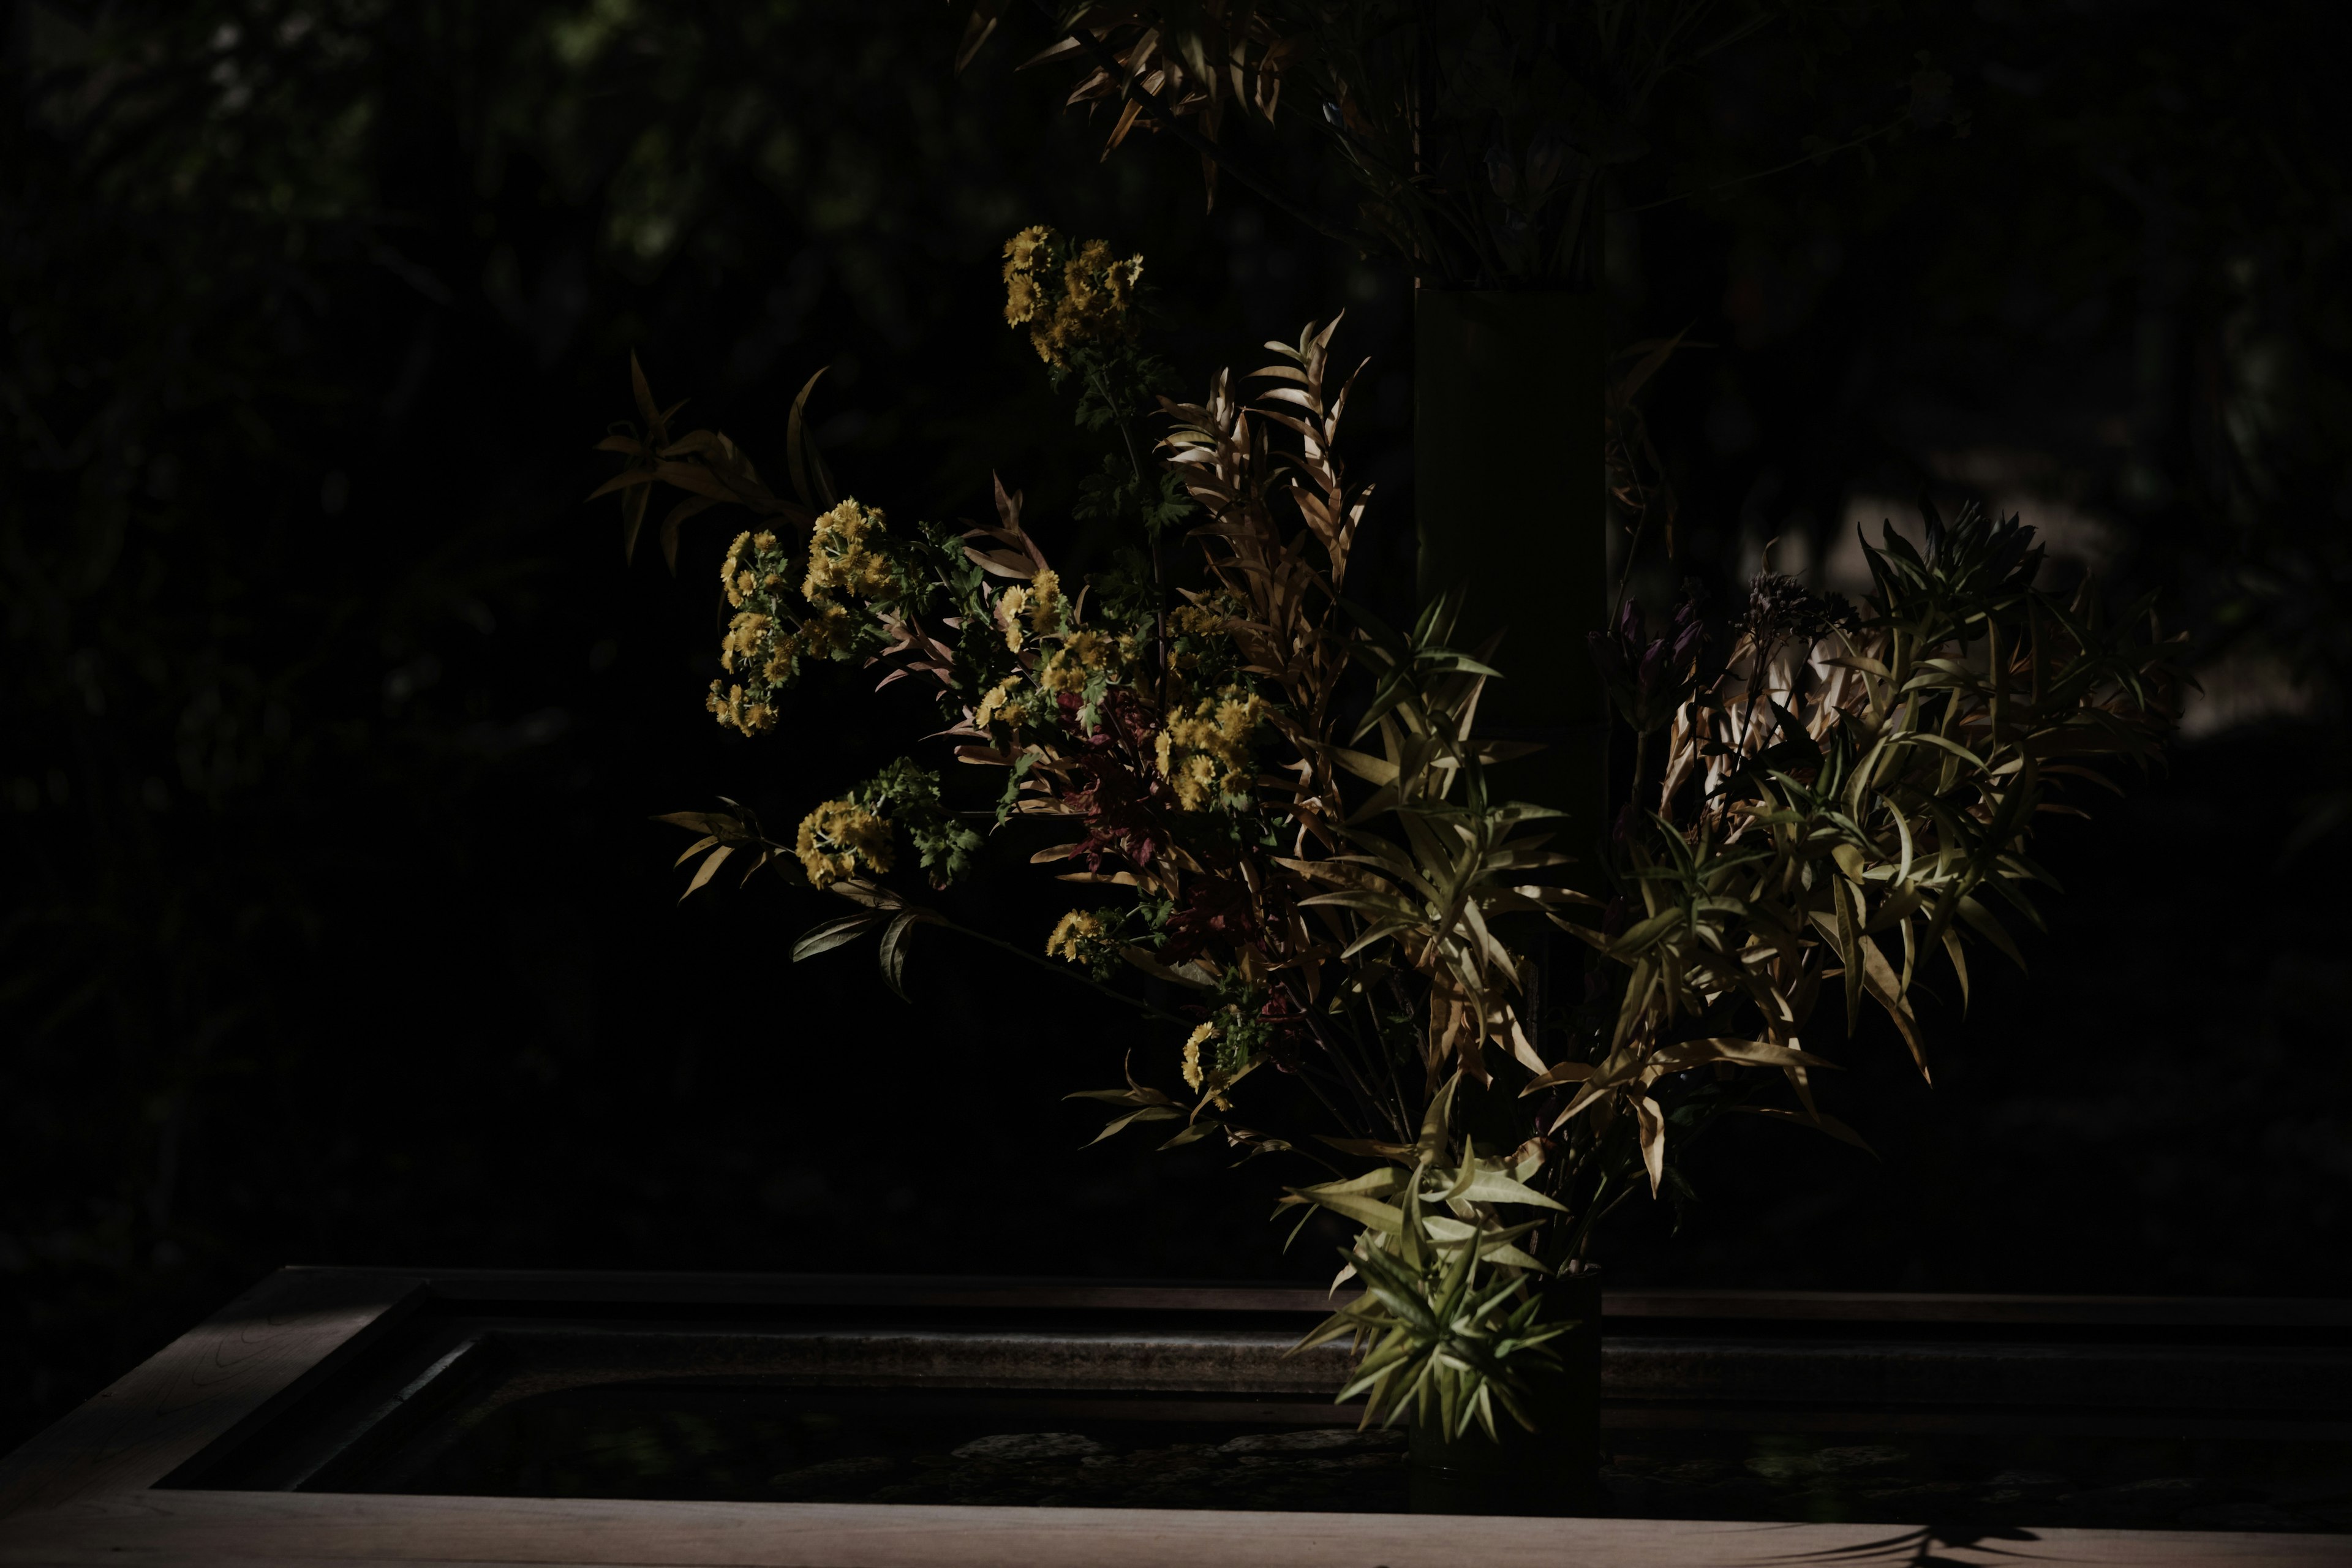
top-left (936, 911), bottom-right (1196, 1029)
top-left (1046, 12), bottom-right (1370, 251)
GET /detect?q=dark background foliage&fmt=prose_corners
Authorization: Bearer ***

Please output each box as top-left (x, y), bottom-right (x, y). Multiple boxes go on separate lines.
top-left (6, 0), bottom-right (2350, 1453)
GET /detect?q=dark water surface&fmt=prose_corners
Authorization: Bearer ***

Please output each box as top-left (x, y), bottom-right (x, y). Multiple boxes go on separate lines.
top-left (353, 1381), bottom-right (2352, 1534)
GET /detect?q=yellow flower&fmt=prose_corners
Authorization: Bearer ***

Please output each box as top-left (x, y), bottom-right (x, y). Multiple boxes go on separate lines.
top-left (795, 797), bottom-right (894, 890)
top-left (1170, 601), bottom-right (1231, 638)
top-left (997, 585), bottom-right (1028, 650)
top-left (720, 611), bottom-right (772, 673)
top-left (1001, 227), bottom-right (1143, 369)
top-left (706, 527), bottom-right (851, 733)
top-left (973, 674), bottom-right (1029, 733)
top-left (1046, 908), bottom-right (1106, 962)
top-left (720, 530), bottom-right (754, 608)
top-left (1213, 694), bottom-right (1259, 744)
top-left (1181, 1022), bottom-right (1216, 1091)
top-left (1156, 685), bottom-right (1267, 809)
top-left (1003, 224), bottom-right (1054, 275)
top-left (1172, 752), bottom-right (1219, 811)
top-left (706, 679), bottom-right (776, 737)
top-left (1039, 630), bottom-right (1126, 695)
top-left (1028, 568), bottom-right (1061, 632)
top-left (1003, 226), bottom-right (1057, 328)
top-left (1004, 271), bottom-right (1041, 327)
top-left (803, 499), bottom-right (897, 601)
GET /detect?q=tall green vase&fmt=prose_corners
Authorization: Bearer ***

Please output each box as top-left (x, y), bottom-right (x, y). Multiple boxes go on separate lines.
top-left (1413, 287), bottom-right (1609, 855)
top-left (1405, 1265), bottom-right (1607, 1515)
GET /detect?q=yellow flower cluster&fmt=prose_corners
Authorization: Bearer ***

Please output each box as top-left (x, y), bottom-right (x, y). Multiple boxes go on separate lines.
top-left (707, 680), bottom-right (771, 737)
top-left (802, 499), bottom-right (897, 601)
top-left (796, 797), bottom-right (894, 889)
top-left (1003, 224), bottom-right (1052, 323)
top-left (973, 674), bottom-right (1031, 734)
top-left (1155, 687), bottom-right (1267, 810)
top-left (723, 529), bottom-right (788, 610)
top-left (1180, 1022), bottom-right (1215, 1091)
top-left (1046, 908), bottom-right (1106, 962)
top-left (1001, 226), bottom-right (1144, 371)
top-left (707, 527), bottom-right (859, 737)
top-left (996, 567), bottom-right (1061, 651)
top-left (1039, 627), bottom-right (1136, 695)
top-left (1169, 601), bottom-right (1234, 638)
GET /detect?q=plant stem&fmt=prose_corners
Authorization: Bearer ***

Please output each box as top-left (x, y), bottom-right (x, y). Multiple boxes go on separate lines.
top-left (1045, 13), bottom-right (1369, 251)
top-left (1093, 365), bottom-right (1169, 697)
top-left (1281, 977), bottom-right (1405, 1142)
top-left (933, 912), bottom-right (1194, 1030)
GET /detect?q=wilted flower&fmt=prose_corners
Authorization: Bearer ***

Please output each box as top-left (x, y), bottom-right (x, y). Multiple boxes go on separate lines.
top-left (1744, 571), bottom-right (1858, 644)
top-left (1589, 584), bottom-right (1709, 736)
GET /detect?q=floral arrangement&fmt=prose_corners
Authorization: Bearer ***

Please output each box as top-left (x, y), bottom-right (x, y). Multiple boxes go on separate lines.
top-left (594, 228), bottom-right (2176, 1442)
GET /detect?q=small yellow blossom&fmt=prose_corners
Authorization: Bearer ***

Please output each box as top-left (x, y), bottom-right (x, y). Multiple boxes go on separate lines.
top-left (1179, 754), bottom-right (1220, 810)
top-left (973, 675), bottom-right (1029, 733)
top-left (796, 797), bottom-right (894, 889)
top-left (1004, 224), bottom-right (1052, 275)
top-left (720, 611), bottom-right (772, 673)
top-left (1046, 908), bottom-right (1106, 962)
top-left (1039, 629), bottom-right (1126, 695)
top-left (706, 530), bottom-right (865, 736)
top-left (1028, 567), bottom-right (1062, 633)
top-left (1170, 601), bottom-right (1233, 638)
top-left (797, 598), bottom-right (851, 657)
top-left (1181, 1023), bottom-right (1216, 1091)
top-left (1156, 685), bottom-right (1267, 809)
top-left (1000, 225), bottom-right (1145, 369)
top-left (997, 585), bottom-right (1029, 650)
top-left (1004, 270), bottom-right (1041, 327)
top-left (802, 499), bottom-right (898, 602)
top-left (706, 679), bottom-right (767, 736)
top-left (720, 530), bottom-right (755, 609)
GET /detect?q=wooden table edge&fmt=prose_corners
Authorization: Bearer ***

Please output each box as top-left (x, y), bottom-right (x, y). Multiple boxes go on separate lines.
top-left (2, 1267), bottom-right (2343, 1566)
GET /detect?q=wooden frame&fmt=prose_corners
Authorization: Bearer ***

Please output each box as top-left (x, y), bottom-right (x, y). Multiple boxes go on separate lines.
top-left (1, 1266), bottom-right (2343, 1566)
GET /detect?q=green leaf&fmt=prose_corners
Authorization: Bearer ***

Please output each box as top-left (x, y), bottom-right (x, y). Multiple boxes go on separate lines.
top-left (793, 912), bottom-right (882, 961)
top-left (877, 908), bottom-right (922, 1000)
